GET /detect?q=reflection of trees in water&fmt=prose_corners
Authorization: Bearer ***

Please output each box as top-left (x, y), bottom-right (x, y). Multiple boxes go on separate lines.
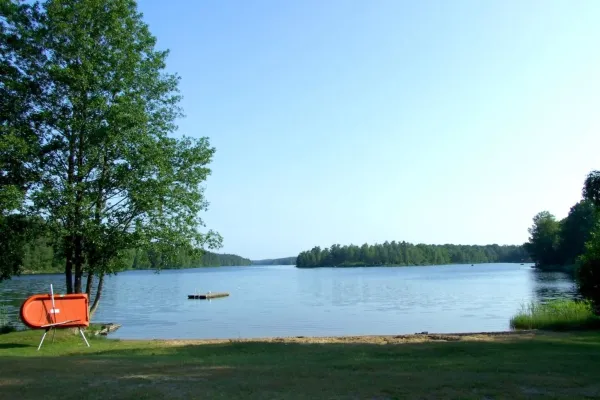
top-left (0, 275), bottom-right (65, 327)
top-left (531, 270), bottom-right (575, 283)
top-left (531, 270), bottom-right (580, 303)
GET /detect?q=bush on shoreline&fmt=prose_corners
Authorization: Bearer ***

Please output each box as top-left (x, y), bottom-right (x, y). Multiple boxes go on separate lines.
top-left (510, 299), bottom-right (600, 331)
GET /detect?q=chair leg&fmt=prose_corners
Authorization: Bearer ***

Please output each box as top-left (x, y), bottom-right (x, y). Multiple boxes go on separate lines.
top-left (37, 328), bottom-right (50, 351)
top-left (79, 327), bottom-right (90, 347)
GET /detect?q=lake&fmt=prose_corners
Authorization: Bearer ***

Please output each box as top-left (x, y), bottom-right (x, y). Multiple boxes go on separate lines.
top-left (0, 263), bottom-right (578, 340)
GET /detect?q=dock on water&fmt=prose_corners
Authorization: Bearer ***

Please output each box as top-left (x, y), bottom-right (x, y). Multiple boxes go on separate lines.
top-left (188, 292), bottom-right (229, 300)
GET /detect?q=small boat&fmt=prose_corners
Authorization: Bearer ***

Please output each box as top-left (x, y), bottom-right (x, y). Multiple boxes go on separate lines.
top-left (20, 293), bottom-right (90, 329)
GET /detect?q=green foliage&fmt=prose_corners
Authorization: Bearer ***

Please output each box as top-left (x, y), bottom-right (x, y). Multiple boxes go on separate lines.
top-left (130, 249), bottom-right (251, 269)
top-left (575, 222), bottom-right (600, 310)
top-left (0, 303), bottom-right (17, 334)
top-left (296, 242), bottom-right (529, 268)
top-left (14, 234), bottom-right (251, 273)
top-left (1, 0), bottom-right (221, 307)
top-left (583, 170), bottom-right (600, 208)
top-left (0, 215), bottom-right (47, 281)
top-left (524, 202), bottom-right (599, 270)
top-left (527, 170), bottom-right (600, 306)
top-left (509, 299), bottom-right (600, 331)
top-left (523, 211), bottom-right (561, 267)
top-left (557, 201), bottom-right (598, 265)
top-left (252, 257), bottom-right (297, 265)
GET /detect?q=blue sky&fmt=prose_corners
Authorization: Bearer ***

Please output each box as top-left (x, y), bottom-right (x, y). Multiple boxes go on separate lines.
top-left (138, 1), bottom-right (600, 260)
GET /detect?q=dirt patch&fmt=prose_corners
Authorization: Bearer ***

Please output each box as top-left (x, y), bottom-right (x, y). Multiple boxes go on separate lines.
top-left (0, 378), bottom-right (29, 387)
top-left (138, 330), bottom-right (540, 347)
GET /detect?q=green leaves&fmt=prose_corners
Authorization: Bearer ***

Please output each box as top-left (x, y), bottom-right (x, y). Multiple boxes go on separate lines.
top-left (296, 242), bottom-right (528, 268)
top-left (1, 0), bottom-right (221, 294)
top-left (583, 170), bottom-right (600, 208)
top-left (524, 211), bottom-right (561, 267)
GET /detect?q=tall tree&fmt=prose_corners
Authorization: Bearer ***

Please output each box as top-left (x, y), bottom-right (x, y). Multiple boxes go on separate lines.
top-left (583, 170), bottom-right (600, 208)
top-left (577, 170), bottom-right (600, 311)
top-left (557, 200), bottom-right (598, 265)
top-left (0, 0), bottom-right (47, 281)
top-left (524, 211), bottom-right (561, 267)
top-left (2, 0), bottom-right (221, 314)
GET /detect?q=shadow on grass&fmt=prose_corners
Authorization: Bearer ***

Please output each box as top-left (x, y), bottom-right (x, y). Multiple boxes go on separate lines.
top-left (83, 332), bottom-right (600, 366)
top-left (0, 343), bottom-right (30, 349)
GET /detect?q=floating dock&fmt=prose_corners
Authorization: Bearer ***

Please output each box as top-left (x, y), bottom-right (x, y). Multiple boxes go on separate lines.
top-left (188, 292), bottom-right (229, 300)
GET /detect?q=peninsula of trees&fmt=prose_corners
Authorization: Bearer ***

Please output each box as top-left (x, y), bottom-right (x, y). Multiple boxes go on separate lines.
top-left (524, 171), bottom-right (600, 272)
top-left (296, 242), bottom-right (529, 268)
top-left (252, 257), bottom-right (297, 266)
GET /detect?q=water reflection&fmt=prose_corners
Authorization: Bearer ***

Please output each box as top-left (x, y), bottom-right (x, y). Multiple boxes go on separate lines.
top-left (530, 270), bottom-right (579, 303)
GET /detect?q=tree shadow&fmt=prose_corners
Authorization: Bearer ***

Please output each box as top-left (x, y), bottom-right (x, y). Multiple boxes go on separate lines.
top-left (0, 343), bottom-right (31, 349)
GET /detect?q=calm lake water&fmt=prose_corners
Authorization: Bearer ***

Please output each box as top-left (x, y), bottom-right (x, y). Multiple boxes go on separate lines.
top-left (0, 263), bottom-right (578, 339)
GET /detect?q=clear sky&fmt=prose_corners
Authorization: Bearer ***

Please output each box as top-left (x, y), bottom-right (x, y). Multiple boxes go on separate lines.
top-left (138, 1), bottom-right (600, 260)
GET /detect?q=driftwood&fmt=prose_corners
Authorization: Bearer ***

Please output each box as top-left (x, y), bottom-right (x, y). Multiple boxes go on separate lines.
top-left (91, 323), bottom-right (122, 336)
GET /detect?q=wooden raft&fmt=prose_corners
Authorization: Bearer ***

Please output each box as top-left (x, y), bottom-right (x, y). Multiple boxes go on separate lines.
top-left (188, 292), bottom-right (229, 300)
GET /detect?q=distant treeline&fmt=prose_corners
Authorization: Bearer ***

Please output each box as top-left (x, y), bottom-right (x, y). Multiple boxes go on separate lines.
top-left (252, 257), bottom-right (297, 265)
top-left (20, 237), bottom-right (251, 274)
top-left (296, 242), bottom-right (530, 268)
top-left (524, 200), bottom-right (598, 270)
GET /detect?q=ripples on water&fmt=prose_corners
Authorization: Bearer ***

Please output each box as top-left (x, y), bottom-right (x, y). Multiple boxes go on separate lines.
top-left (0, 263), bottom-right (578, 339)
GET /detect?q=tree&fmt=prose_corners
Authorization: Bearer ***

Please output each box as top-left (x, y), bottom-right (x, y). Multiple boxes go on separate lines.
top-left (557, 200), bottom-right (598, 265)
top-left (524, 211), bottom-right (561, 267)
top-left (577, 170), bottom-right (600, 311)
top-left (583, 170), bottom-right (600, 208)
top-left (0, 0), bottom-right (47, 281)
top-left (2, 0), bottom-right (221, 315)
top-left (575, 225), bottom-right (600, 311)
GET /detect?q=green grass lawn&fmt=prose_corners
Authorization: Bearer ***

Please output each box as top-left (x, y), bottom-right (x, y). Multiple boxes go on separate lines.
top-left (1, 329), bottom-right (600, 400)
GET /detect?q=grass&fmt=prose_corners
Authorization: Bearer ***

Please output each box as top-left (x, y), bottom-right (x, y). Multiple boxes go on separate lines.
top-left (510, 299), bottom-right (600, 331)
top-left (0, 303), bottom-right (17, 334)
top-left (2, 329), bottom-right (600, 399)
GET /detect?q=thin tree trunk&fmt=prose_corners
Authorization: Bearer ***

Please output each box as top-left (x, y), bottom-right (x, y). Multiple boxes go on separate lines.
top-left (89, 273), bottom-right (104, 318)
top-left (66, 127), bottom-right (76, 294)
top-left (65, 238), bottom-right (74, 294)
top-left (74, 235), bottom-right (83, 293)
top-left (73, 122), bottom-right (86, 293)
top-left (85, 273), bottom-right (93, 297)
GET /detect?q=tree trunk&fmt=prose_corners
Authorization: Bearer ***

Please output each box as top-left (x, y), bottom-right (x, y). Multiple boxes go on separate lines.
top-left (85, 272), bottom-right (93, 297)
top-left (74, 234), bottom-right (84, 293)
top-left (66, 128), bottom-right (76, 294)
top-left (73, 123), bottom-right (86, 293)
top-left (65, 254), bottom-right (73, 293)
top-left (89, 273), bottom-right (104, 318)
top-left (65, 235), bottom-right (74, 294)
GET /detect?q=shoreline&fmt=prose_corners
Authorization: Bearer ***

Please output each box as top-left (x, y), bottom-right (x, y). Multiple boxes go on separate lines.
top-left (123, 329), bottom-right (543, 346)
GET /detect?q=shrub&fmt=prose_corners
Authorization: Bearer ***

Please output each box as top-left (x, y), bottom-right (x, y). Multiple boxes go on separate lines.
top-left (0, 303), bottom-right (17, 334)
top-left (575, 225), bottom-right (600, 312)
top-left (510, 299), bottom-right (600, 331)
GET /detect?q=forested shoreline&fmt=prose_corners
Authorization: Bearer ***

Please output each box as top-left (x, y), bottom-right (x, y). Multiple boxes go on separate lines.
top-left (19, 237), bottom-right (251, 275)
top-left (296, 242), bottom-right (530, 268)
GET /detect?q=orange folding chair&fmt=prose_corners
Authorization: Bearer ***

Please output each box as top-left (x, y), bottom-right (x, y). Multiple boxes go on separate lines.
top-left (20, 284), bottom-right (91, 350)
